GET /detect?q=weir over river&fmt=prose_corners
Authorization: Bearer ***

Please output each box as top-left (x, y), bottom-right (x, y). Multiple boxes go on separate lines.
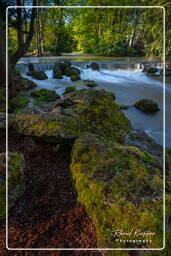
top-left (16, 57), bottom-right (171, 147)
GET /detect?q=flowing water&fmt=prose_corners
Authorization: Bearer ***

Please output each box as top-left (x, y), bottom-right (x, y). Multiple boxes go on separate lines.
top-left (16, 57), bottom-right (171, 147)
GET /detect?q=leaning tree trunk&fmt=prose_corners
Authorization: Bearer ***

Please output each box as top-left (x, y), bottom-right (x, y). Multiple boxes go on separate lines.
top-left (10, 0), bottom-right (37, 69)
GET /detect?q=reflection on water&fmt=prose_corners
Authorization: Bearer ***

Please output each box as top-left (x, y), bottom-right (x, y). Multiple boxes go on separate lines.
top-left (17, 57), bottom-right (171, 147)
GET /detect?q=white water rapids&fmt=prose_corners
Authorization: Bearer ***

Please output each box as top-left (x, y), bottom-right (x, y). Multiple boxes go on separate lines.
top-left (18, 60), bottom-right (171, 147)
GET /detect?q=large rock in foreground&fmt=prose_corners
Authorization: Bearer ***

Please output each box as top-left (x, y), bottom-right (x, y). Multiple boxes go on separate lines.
top-left (0, 152), bottom-right (25, 222)
top-left (70, 133), bottom-right (163, 249)
top-left (12, 89), bottom-right (132, 143)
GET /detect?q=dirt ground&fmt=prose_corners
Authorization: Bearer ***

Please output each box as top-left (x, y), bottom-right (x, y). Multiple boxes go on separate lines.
top-left (0, 132), bottom-right (102, 256)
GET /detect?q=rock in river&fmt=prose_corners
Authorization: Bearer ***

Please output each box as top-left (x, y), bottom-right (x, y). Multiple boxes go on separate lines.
top-left (86, 62), bottom-right (100, 71)
top-left (134, 99), bottom-right (159, 113)
top-left (15, 75), bottom-right (37, 90)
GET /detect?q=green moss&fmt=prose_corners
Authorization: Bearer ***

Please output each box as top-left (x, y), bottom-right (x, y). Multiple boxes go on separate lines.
top-left (134, 99), bottom-right (159, 113)
top-left (71, 74), bottom-right (81, 81)
top-left (9, 95), bottom-right (29, 113)
top-left (70, 134), bottom-right (163, 249)
top-left (31, 70), bottom-right (48, 80)
top-left (73, 89), bottom-right (131, 143)
top-left (0, 152), bottom-right (24, 222)
top-left (13, 89), bottom-right (132, 143)
top-left (13, 113), bottom-right (79, 140)
top-left (53, 69), bottom-right (63, 79)
top-left (31, 89), bottom-right (60, 103)
top-left (64, 86), bottom-right (77, 95)
top-left (84, 80), bottom-right (98, 88)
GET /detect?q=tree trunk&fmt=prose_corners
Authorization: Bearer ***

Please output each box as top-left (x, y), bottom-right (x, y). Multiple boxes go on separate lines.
top-left (10, 0), bottom-right (37, 69)
top-left (0, 16), bottom-right (6, 89)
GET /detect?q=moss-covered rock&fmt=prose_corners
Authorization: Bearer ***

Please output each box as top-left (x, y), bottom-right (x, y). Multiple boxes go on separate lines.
top-left (53, 69), bottom-right (63, 79)
top-left (83, 80), bottom-right (98, 88)
top-left (53, 61), bottom-right (80, 79)
top-left (142, 65), bottom-right (158, 74)
top-left (31, 70), bottom-right (48, 80)
top-left (0, 152), bottom-right (25, 222)
top-left (12, 89), bottom-right (131, 143)
top-left (31, 89), bottom-right (60, 102)
top-left (71, 74), bottom-right (81, 81)
top-left (15, 75), bottom-right (37, 90)
top-left (134, 99), bottom-right (159, 113)
top-left (86, 62), bottom-right (100, 71)
top-left (64, 86), bottom-right (77, 95)
top-left (70, 133), bottom-right (163, 249)
top-left (13, 112), bottom-right (79, 143)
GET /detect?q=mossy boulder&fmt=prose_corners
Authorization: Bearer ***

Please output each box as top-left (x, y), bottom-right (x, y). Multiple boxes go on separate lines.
top-left (12, 112), bottom-right (79, 143)
top-left (31, 70), bottom-right (48, 80)
top-left (70, 133), bottom-right (163, 249)
top-left (64, 86), bottom-right (77, 95)
top-left (15, 75), bottom-right (37, 90)
top-left (84, 80), bottom-right (98, 88)
top-left (134, 99), bottom-right (159, 113)
top-left (31, 89), bottom-right (60, 102)
top-left (53, 69), bottom-right (63, 79)
top-left (0, 152), bottom-right (25, 222)
top-left (53, 61), bottom-right (72, 74)
top-left (12, 89), bottom-right (132, 143)
top-left (53, 61), bottom-right (81, 79)
top-left (71, 74), bottom-right (81, 81)
top-left (86, 62), bottom-right (100, 71)
top-left (142, 65), bottom-right (158, 74)
top-left (53, 61), bottom-right (80, 79)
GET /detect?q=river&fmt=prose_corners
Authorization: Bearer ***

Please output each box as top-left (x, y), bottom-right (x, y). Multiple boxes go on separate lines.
top-left (16, 57), bottom-right (171, 148)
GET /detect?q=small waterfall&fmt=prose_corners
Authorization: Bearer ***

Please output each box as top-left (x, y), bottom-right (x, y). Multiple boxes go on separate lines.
top-left (16, 62), bottom-right (56, 74)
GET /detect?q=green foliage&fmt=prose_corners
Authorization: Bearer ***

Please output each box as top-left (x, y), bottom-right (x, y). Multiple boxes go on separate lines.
top-left (8, 1), bottom-right (171, 58)
top-left (9, 95), bottom-right (29, 113)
